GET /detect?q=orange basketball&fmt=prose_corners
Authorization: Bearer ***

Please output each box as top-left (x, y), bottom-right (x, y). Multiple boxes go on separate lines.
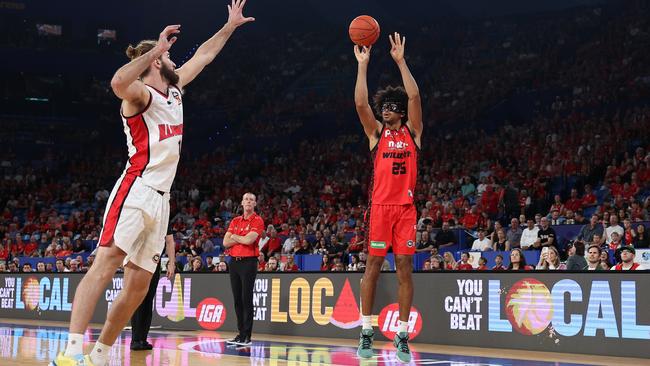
top-left (349, 15), bottom-right (380, 47)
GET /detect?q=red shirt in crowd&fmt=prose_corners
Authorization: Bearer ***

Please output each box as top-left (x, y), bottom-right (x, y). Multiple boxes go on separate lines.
top-left (347, 235), bottom-right (364, 253)
top-left (623, 184), bottom-right (639, 200)
top-left (582, 192), bottom-right (596, 206)
top-left (24, 242), bottom-right (39, 256)
top-left (565, 198), bottom-right (582, 212)
top-left (266, 237), bottom-right (281, 255)
top-left (284, 262), bottom-right (299, 271)
top-left (460, 213), bottom-right (479, 229)
top-left (0, 247), bottom-right (8, 260)
top-left (56, 249), bottom-right (73, 258)
top-left (10, 243), bottom-right (24, 256)
top-left (457, 262), bottom-right (473, 270)
top-left (481, 189), bottom-right (499, 214)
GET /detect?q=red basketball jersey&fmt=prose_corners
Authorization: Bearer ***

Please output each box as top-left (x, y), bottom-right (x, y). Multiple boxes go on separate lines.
top-left (370, 125), bottom-right (418, 205)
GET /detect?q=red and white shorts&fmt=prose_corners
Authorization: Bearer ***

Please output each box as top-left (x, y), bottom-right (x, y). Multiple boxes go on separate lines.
top-left (366, 204), bottom-right (416, 257)
top-left (99, 175), bottom-right (170, 273)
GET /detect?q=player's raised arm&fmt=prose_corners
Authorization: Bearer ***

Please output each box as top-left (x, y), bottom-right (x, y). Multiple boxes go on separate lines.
top-left (354, 45), bottom-right (382, 147)
top-left (111, 25), bottom-right (180, 104)
top-left (176, 0), bottom-right (254, 89)
top-left (390, 32), bottom-right (422, 140)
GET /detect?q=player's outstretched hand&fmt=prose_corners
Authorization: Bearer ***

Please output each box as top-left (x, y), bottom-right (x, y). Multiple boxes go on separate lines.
top-left (354, 45), bottom-right (371, 65)
top-left (156, 25), bottom-right (181, 54)
top-left (389, 32), bottom-right (405, 64)
top-left (227, 0), bottom-right (255, 29)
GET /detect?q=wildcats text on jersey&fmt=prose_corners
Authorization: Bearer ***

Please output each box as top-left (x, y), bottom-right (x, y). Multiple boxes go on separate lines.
top-left (382, 151), bottom-right (412, 159)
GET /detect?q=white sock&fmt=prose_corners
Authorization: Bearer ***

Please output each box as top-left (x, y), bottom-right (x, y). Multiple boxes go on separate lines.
top-left (89, 342), bottom-right (111, 366)
top-left (362, 315), bottom-right (373, 330)
top-left (64, 333), bottom-right (84, 356)
top-left (397, 320), bottom-right (409, 334)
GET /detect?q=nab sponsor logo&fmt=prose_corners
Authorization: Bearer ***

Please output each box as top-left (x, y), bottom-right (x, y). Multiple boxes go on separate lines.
top-left (196, 297), bottom-right (226, 330)
top-left (378, 303), bottom-right (423, 340)
top-left (387, 140), bottom-right (408, 150)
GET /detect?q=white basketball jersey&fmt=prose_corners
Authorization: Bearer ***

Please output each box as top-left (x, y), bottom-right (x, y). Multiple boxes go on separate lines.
top-left (120, 84), bottom-right (183, 192)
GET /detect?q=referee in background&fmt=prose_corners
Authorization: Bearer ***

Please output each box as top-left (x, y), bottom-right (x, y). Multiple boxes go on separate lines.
top-left (223, 192), bottom-right (265, 346)
top-left (130, 226), bottom-right (176, 350)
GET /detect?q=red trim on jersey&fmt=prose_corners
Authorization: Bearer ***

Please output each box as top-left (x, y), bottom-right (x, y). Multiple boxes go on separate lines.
top-left (99, 115), bottom-right (150, 246)
top-left (125, 115), bottom-right (151, 176)
top-left (121, 91), bottom-right (152, 119)
top-left (146, 84), bottom-right (169, 98)
top-left (99, 174), bottom-right (136, 246)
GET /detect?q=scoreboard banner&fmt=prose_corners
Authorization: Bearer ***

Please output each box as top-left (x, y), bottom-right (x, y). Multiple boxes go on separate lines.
top-left (1, 272), bottom-right (648, 358)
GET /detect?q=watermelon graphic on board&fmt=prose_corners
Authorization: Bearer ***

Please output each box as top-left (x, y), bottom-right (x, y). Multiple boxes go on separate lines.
top-left (329, 278), bottom-right (361, 329)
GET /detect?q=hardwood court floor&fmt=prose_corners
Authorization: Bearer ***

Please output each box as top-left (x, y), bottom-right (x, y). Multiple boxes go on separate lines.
top-left (0, 318), bottom-right (647, 366)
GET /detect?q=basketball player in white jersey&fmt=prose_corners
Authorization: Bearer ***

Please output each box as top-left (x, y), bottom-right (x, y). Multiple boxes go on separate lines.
top-left (51, 1), bottom-right (254, 365)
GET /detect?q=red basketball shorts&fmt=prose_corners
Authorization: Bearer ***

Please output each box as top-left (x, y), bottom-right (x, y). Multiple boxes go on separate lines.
top-left (366, 204), bottom-right (416, 257)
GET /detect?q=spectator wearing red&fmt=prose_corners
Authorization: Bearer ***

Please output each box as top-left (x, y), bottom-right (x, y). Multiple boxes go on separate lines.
top-left (480, 186), bottom-right (499, 218)
top-left (611, 246), bottom-right (645, 270)
top-left (24, 238), bottom-right (40, 257)
top-left (492, 254), bottom-right (506, 270)
top-left (320, 255), bottom-right (331, 271)
top-left (443, 252), bottom-right (457, 270)
top-left (457, 252), bottom-right (473, 270)
top-left (623, 219), bottom-right (636, 245)
top-left (9, 239), bottom-right (23, 257)
top-left (257, 253), bottom-right (266, 271)
top-left (265, 230), bottom-right (281, 256)
top-left (460, 205), bottom-right (480, 230)
top-left (56, 242), bottom-right (73, 259)
top-left (283, 254), bottom-right (299, 272)
top-left (452, 191), bottom-right (466, 210)
top-left (507, 248), bottom-right (533, 271)
top-left (0, 244), bottom-right (8, 261)
top-left (347, 227), bottom-right (365, 253)
top-left (477, 257), bottom-right (488, 271)
top-left (565, 189), bottom-right (583, 212)
top-left (608, 232), bottom-right (623, 251)
top-left (549, 195), bottom-right (565, 216)
top-left (610, 176), bottom-right (623, 197)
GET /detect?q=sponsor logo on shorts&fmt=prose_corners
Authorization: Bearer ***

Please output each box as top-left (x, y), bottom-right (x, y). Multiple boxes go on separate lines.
top-left (370, 241), bottom-right (386, 249)
top-left (153, 254), bottom-right (160, 263)
top-left (407, 240), bottom-right (415, 248)
top-left (196, 297), bottom-right (227, 330)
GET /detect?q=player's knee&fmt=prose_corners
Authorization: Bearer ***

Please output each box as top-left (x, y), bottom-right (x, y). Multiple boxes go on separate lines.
top-left (364, 259), bottom-right (382, 278)
top-left (123, 280), bottom-right (149, 302)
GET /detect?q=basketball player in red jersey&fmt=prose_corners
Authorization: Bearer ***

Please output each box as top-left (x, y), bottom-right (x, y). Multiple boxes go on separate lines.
top-left (354, 32), bottom-right (422, 364)
top-left (51, 2), bottom-right (254, 365)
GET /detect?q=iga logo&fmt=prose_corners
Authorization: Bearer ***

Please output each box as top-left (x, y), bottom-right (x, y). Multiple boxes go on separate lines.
top-left (196, 297), bottom-right (226, 330)
top-left (377, 303), bottom-right (422, 340)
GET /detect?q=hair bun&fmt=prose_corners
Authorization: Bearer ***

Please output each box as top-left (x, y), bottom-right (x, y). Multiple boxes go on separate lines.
top-left (126, 44), bottom-right (138, 60)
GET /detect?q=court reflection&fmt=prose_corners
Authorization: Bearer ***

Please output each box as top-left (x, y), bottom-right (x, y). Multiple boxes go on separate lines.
top-left (0, 323), bottom-right (589, 366)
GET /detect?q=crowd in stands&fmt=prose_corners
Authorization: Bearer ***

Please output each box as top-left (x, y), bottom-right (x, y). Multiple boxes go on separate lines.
top-left (2, 2), bottom-right (650, 273)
